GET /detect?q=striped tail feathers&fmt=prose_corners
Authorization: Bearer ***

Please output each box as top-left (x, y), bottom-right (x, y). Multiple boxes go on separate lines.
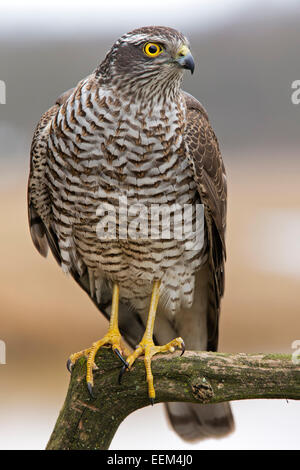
top-left (165, 402), bottom-right (234, 441)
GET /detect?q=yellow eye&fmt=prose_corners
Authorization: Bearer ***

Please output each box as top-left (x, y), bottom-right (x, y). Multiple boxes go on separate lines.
top-left (144, 42), bottom-right (163, 57)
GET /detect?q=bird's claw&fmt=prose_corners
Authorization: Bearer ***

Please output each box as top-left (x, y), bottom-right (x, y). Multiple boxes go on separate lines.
top-left (113, 348), bottom-right (129, 368)
top-left (118, 364), bottom-right (128, 385)
top-left (87, 382), bottom-right (95, 399)
top-left (66, 358), bottom-right (73, 373)
top-left (180, 340), bottom-right (185, 357)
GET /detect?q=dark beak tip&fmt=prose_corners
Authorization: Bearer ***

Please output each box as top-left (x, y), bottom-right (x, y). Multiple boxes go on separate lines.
top-left (182, 54), bottom-right (195, 75)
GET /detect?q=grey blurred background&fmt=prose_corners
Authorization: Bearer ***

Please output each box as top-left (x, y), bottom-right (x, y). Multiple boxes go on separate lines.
top-left (0, 0), bottom-right (299, 450)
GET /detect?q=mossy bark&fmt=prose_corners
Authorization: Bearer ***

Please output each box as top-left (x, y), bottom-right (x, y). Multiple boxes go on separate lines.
top-left (46, 349), bottom-right (300, 450)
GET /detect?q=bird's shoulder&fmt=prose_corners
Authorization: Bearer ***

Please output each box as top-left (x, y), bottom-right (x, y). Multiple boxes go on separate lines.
top-left (181, 90), bottom-right (209, 120)
top-left (30, 74), bottom-right (95, 164)
top-left (55, 73), bottom-right (98, 107)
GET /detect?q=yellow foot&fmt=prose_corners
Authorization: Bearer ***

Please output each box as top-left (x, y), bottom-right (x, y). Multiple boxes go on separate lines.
top-left (67, 330), bottom-right (130, 398)
top-left (119, 337), bottom-right (185, 404)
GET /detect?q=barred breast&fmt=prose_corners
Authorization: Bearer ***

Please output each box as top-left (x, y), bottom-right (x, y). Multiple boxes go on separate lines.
top-left (46, 74), bottom-right (207, 317)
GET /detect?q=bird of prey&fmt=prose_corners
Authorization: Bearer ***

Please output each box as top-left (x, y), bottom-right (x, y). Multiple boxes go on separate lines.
top-left (28, 26), bottom-right (234, 441)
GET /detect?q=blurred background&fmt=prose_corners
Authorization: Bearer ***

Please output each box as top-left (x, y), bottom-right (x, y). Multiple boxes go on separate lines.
top-left (0, 0), bottom-right (299, 450)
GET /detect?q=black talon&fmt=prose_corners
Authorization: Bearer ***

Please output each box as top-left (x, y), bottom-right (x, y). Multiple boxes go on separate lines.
top-left (87, 382), bottom-right (95, 399)
top-left (66, 359), bottom-right (73, 373)
top-left (180, 341), bottom-right (186, 357)
top-left (113, 348), bottom-right (129, 368)
top-left (118, 364), bottom-right (127, 385)
top-left (149, 398), bottom-right (154, 406)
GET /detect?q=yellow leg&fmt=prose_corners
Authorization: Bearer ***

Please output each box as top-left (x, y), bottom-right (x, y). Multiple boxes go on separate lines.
top-left (67, 283), bottom-right (130, 397)
top-left (120, 280), bottom-right (185, 403)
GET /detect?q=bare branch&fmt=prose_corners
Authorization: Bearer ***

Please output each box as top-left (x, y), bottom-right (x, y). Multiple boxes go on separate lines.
top-left (46, 349), bottom-right (299, 450)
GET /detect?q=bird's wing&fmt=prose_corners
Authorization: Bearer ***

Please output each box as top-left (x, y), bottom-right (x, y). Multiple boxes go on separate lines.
top-left (28, 86), bottom-right (76, 264)
top-left (182, 91), bottom-right (227, 351)
top-left (28, 106), bottom-right (60, 264)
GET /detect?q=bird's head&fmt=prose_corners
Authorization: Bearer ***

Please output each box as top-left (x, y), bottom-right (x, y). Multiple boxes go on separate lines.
top-left (96, 26), bottom-right (194, 101)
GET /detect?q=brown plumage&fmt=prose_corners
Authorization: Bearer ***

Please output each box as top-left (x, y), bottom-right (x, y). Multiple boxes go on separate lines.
top-left (28, 26), bottom-right (234, 441)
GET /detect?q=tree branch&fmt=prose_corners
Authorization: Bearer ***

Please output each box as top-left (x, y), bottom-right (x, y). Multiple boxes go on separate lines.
top-left (46, 349), bottom-right (299, 450)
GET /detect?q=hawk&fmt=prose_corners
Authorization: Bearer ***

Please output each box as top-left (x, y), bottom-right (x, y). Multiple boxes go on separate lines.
top-left (28, 26), bottom-right (234, 440)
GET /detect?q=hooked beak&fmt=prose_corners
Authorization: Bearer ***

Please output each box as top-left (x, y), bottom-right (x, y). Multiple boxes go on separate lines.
top-left (176, 45), bottom-right (195, 74)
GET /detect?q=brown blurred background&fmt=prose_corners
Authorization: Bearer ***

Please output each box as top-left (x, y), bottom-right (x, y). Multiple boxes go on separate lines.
top-left (0, 0), bottom-right (299, 450)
